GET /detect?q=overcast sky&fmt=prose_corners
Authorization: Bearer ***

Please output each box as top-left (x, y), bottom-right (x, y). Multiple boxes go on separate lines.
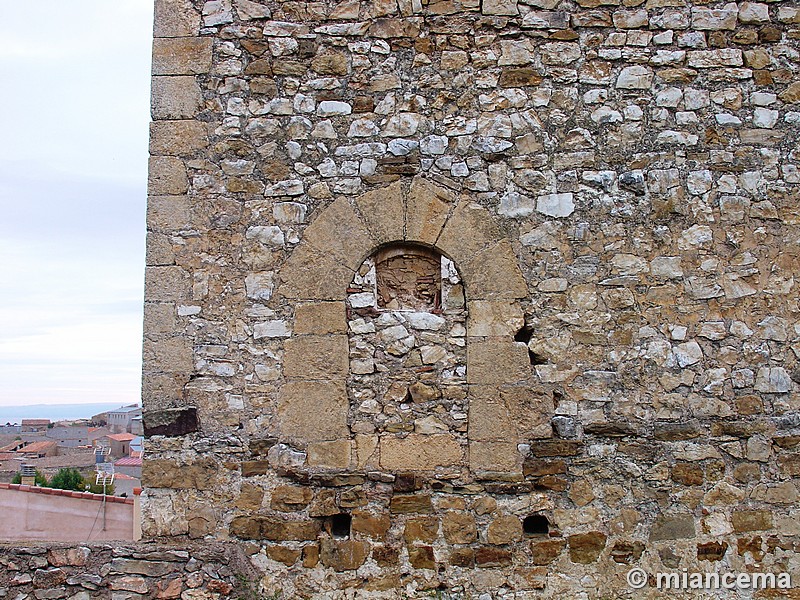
top-left (0, 2), bottom-right (153, 407)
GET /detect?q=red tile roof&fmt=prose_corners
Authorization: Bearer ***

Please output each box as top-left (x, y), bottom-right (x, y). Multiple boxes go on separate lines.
top-left (18, 441), bottom-right (57, 454)
top-left (114, 456), bottom-right (142, 467)
top-left (105, 433), bottom-right (136, 442)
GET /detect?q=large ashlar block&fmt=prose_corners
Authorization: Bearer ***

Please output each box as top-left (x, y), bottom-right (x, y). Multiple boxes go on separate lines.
top-left (467, 300), bottom-right (524, 337)
top-left (278, 244), bottom-right (353, 301)
top-left (500, 386), bottom-right (553, 439)
top-left (379, 434), bottom-right (463, 470)
top-left (460, 240), bottom-right (529, 300)
top-left (149, 120), bottom-right (208, 156)
top-left (283, 335), bottom-right (349, 380)
top-left (148, 156), bottom-right (188, 195)
top-left (142, 337), bottom-right (193, 373)
top-left (467, 339), bottom-right (531, 385)
top-left (294, 302), bottom-right (347, 335)
top-left (470, 441), bottom-right (520, 473)
top-left (307, 440), bottom-right (352, 469)
top-left (302, 198), bottom-right (375, 270)
top-left (354, 180), bottom-right (405, 245)
top-left (405, 177), bottom-right (454, 245)
top-left (152, 37), bottom-right (213, 75)
top-left (154, 0), bottom-right (201, 37)
top-left (146, 231), bottom-right (176, 266)
top-left (437, 200), bottom-right (502, 263)
top-left (145, 266), bottom-right (190, 302)
top-left (151, 76), bottom-right (204, 120)
top-left (142, 458), bottom-right (218, 490)
top-left (278, 380), bottom-right (349, 441)
top-left (148, 195), bottom-right (191, 233)
top-left (141, 373), bottom-right (189, 410)
top-left (143, 302), bottom-right (177, 337)
top-left (468, 387), bottom-right (515, 442)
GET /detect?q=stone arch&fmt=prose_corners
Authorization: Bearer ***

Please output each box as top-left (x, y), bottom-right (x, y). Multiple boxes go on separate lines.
top-left (276, 176), bottom-right (536, 475)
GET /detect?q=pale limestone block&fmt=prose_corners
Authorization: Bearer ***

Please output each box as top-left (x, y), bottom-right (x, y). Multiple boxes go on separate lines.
top-left (154, 0), bottom-right (201, 37)
top-left (405, 177), bottom-right (454, 244)
top-left (354, 180), bottom-right (405, 245)
top-left (278, 245), bottom-right (354, 301)
top-left (294, 302), bottom-right (347, 335)
top-left (152, 38), bottom-right (214, 75)
top-left (151, 76), bottom-right (204, 120)
top-left (470, 441), bottom-right (519, 472)
top-left (235, 0), bottom-right (271, 20)
top-left (379, 434), bottom-right (463, 470)
top-left (278, 380), bottom-right (349, 441)
top-left (692, 3), bottom-right (739, 30)
top-left (616, 65), bottom-right (654, 89)
top-left (307, 440), bottom-right (352, 469)
top-left (149, 120), bottom-right (208, 156)
top-left (145, 266), bottom-right (190, 302)
top-left (466, 300), bottom-right (524, 337)
top-left (283, 335), bottom-right (349, 379)
top-left (482, 0), bottom-right (518, 15)
top-left (143, 337), bottom-right (193, 373)
top-left (148, 156), bottom-right (188, 195)
top-left (459, 240), bottom-right (528, 300)
top-left (301, 198), bottom-right (375, 271)
top-left (147, 196), bottom-right (190, 232)
top-left (467, 339), bottom-right (531, 385)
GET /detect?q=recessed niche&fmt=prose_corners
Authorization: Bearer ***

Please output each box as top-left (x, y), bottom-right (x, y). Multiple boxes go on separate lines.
top-left (329, 513), bottom-right (352, 539)
top-left (374, 246), bottom-right (442, 311)
top-left (523, 514), bottom-right (550, 536)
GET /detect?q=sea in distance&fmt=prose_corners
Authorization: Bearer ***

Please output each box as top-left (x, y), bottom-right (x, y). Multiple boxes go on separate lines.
top-left (0, 403), bottom-right (138, 426)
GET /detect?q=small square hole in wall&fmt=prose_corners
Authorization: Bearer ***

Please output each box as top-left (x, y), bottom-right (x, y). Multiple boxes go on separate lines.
top-left (523, 514), bottom-right (549, 536)
top-left (328, 513), bottom-right (351, 539)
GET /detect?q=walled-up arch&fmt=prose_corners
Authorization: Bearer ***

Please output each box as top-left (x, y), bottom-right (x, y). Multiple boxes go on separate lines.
top-left (275, 176), bottom-right (541, 476)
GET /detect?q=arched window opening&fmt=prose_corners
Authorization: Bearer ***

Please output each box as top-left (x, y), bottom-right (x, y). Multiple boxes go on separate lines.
top-left (346, 243), bottom-right (468, 448)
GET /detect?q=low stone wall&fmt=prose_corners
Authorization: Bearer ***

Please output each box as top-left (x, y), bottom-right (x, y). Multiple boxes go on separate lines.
top-left (0, 543), bottom-right (255, 600)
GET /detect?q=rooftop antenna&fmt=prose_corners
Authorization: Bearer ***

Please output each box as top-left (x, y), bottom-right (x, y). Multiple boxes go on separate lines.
top-left (95, 466), bottom-right (115, 531)
top-left (94, 445), bottom-right (110, 464)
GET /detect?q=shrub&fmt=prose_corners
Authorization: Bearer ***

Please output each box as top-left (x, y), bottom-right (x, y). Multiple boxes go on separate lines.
top-left (49, 468), bottom-right (85, 491)
top-left (11, 470), bottom-right (48, 486)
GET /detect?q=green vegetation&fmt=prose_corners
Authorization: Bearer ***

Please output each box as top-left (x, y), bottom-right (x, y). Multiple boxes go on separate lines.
top-left (11, 469), bottom-right (47, 486)
top-left (49, 468), bottom-right (85, 491)
top-left (86, 479), bottom-right (115, 495)
top-left (11, 468), bottom-right (114, 494)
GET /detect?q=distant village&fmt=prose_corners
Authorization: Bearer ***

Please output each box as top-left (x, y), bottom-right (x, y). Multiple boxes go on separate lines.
top-left (0, 404), bottom-right (142, 497)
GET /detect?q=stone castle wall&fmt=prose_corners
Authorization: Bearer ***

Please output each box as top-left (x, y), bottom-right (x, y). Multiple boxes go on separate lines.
top-left (142, 0), bottom-right (800, 596)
